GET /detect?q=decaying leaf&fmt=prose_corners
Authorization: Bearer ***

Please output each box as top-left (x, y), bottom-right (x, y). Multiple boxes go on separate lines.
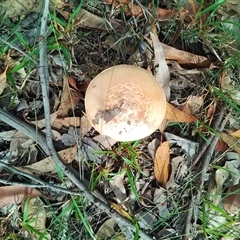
top-left (215, 139), bottom-right (229, 152)
top-left (31, 112), bottom-right (58, 128)
top-left (109, 172), bottom-right (126, 202)
top-left (18, 145), bottom-right (77, 174)
top-left (135, 210), bottom-right (157, 230)
top-left (154, 141), bottom-right (170, 188)
top-left (223, 183), bottom-right (240, 215)
top-left (148, 138), bottom-right (160, 160)
top-left (219, 132), bottom-right (240, 155)
top-left (0, 186), bottom-right (41, 208)
top-left (164, 132), bottom-right (199, 160)
top-left (166, 156), bottom-right (187, 191)
top-left (23, 197), bottom-right (51, 240)
top-left (96, 218), bottom-right (117, 239)
top-left (52, 117), bottom-right (81, 129)
top-left (93, 135), bottom-right (117, 150)
top-left (80, 115), bottom-right (92, 138)
top-left (153, 188), bottom-right (169, 217)
top-left (57, 76), bottom-right (82, 117)
top-left (179, 95), bottom-right (204, 114)
top-left (150, 32), bottom-right (170, 100)
top-left (61, 127), bottom-right (78, 147)
top-left (165, 102), bottom-right (198, 123)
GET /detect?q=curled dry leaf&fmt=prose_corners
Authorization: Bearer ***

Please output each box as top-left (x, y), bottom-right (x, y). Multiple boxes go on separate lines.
top-left (0, 186), bottom-right (41, 208)
top-left (165, 102), bottom-right (198, 123)
top-left (150, 32), bottom-right (170, 100)
top-left (154, 141), bottom-right (170, 188)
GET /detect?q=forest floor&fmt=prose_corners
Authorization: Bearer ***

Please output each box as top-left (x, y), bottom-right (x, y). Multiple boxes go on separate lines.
top-left (0, 0), bottom-right (240, 239)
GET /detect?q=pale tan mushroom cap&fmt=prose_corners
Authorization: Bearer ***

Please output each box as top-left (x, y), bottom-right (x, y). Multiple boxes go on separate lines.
top-left (85, 65), bottom-right (166, 141)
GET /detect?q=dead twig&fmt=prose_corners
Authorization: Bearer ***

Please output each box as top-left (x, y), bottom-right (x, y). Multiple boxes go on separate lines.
top-left (184, 111), bottom-right (229, 239)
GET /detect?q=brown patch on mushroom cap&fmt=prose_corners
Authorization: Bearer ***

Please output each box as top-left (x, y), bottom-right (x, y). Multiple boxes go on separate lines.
top-left (85, 64), bottom-right (166, 141)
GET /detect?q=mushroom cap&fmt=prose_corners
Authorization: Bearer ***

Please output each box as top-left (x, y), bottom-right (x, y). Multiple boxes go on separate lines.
top-left (85, 64), bottom-right (166, 141)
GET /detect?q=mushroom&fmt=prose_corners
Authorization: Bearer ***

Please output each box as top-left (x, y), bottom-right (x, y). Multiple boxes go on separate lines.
top-left (85, 64), bottom-right (166, 141)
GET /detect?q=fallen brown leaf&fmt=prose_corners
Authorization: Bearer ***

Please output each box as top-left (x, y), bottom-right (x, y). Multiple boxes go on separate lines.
top-left (215, 139), bottom-right (229, 152)
top-left (52, 117), bottom-right (81, 129)
top-left (18, 145), bottom-right (77, 174)
top-left (57, 75), bottom-right (82, 117)
top-left (74, 9), bottom-right (123, 33)
top-left (68, 76), bottom-right (78, 90)
top-left (162, 43), bottom-right (211, 68)
top-left (80, 115), bottom-right (92, 138)
top-left (0, 186), bottom-right (41, 208)
top-left (154, 141), bottom-right (170, 188)
top-left (219, 132), bottom-right (240, 155)
top-left (165, 102), bottom-right (198, 123)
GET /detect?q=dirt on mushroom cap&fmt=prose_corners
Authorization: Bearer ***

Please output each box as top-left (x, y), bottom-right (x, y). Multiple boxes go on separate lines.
top-left (85, 64), bottom-right (166, 141)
